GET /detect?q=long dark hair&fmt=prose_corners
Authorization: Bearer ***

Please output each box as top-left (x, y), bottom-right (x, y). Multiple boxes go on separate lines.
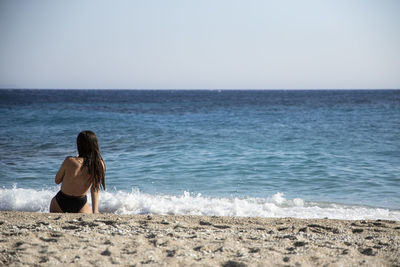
top-left (77, 131), bottom-right (106, 190)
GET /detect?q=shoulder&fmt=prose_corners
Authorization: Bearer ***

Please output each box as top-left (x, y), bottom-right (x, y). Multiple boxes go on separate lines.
top-left (63, 156), bottom-right (82, 167)
top-left (63, 156), bottom-right (75, 163)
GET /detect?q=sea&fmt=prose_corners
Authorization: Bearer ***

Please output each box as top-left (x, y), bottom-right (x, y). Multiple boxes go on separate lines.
top-left (0, 89), bottom-right (399, 220)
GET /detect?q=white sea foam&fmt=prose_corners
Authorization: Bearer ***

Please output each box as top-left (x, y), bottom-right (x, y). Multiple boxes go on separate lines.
top-left (0, 186), bottom-right (55, 212)
top-left (0, 187), bottom-right (399, 221)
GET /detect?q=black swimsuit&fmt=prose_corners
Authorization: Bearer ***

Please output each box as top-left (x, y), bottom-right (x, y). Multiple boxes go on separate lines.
top-left (55, 191), bottom-right (87, 213)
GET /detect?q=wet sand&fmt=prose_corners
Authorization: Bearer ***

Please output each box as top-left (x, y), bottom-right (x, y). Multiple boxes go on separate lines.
top-left (0, 211), bottom-right (399, 266)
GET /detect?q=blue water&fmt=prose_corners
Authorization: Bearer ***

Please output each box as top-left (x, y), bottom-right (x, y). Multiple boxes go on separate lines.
top-left (0, 89), bottom-right (399, 219)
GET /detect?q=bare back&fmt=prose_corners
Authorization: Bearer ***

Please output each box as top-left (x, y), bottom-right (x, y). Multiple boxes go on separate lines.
top-left (55, 156), bottom-right (92, 197)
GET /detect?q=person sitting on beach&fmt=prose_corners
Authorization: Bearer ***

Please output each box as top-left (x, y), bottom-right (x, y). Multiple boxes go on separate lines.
top-left (50, 130), bottom-right (106, 213)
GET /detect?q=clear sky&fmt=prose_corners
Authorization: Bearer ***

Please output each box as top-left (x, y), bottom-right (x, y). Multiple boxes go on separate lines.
top-left (0, 0), bottom-right (399, 89)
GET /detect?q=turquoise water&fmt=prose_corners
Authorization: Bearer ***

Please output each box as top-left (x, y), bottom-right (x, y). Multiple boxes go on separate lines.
top-left (0, 89), bottom-right (399, 219)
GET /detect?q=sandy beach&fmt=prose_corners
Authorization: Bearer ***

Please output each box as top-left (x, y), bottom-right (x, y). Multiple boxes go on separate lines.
top-left (0, 211), bottom-right (399, 266)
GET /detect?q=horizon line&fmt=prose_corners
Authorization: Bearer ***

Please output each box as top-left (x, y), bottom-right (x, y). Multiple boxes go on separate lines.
top-left (1, 88), bottom-right (400, 91)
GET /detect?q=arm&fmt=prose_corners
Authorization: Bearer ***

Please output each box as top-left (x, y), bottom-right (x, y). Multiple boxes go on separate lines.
top-left (91, 186), bottom-right (99, 214)
top-left (91, 159), bottom-right (105, 214)
top-left (55, 157), bottom-right (68, 184)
